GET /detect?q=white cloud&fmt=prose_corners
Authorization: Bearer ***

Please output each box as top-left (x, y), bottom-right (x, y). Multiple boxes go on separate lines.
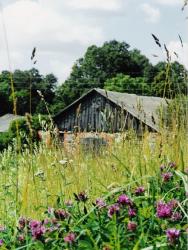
top-left (167, 40), bottom-right (188, 69)
top-left (141, 3), bottom-right (161, 23)
top-left (154, 0), bottom-right (181, 6)
top-left (67, 0), bottom-right (123, 11)
top-left (0, 0), bottom-right (104, 81)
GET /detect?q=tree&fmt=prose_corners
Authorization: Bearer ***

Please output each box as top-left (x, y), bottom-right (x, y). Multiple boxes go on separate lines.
top-left (104, 74), bottom-right (151, 95)
top-left (56, 40), bottom-right (152, 108)
top-left (152, 61), bottom-right (187, 97)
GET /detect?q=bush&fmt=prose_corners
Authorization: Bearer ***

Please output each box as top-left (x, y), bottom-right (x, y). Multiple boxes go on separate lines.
top-left (0, 132), bottom-right (12, 151)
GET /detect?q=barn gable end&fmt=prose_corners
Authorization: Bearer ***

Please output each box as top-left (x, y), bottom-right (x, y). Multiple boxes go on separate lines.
top-left (54, 89), bottom-right (167, 133)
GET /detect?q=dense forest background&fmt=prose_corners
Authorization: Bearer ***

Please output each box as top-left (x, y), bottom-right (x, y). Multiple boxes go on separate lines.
top-left (0, 40), bottom-right (187, 117)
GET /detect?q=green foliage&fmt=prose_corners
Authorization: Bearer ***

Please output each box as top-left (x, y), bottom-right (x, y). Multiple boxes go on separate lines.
top-left (0, 132), bottom-right (12, 151)
top-left (0, 69), bottom-right (57, 116)
top-left (104, 74), bottom-right (152, 95)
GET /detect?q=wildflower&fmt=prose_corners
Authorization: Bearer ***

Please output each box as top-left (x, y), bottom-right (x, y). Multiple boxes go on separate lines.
top-left (135, 186), bottom-right (145, 196)
top-left (29, 220), bottom-right (46, 240)
top-left (166, 228), bottom-right (180, 244)
top-left (47, 207), bottom-right (54, 215)
top-left (74, 192), bottom-right (88, 202)
top-left (18, 235), bottom-right (24, 242)
top-left (171, 212), bottom-right (182, 222)
top-left (168, 162), bottom-right (176, 168)
top-left (128, 208), bottom-right (137, 217)
top-left (65, 200), bottom-right (73, 207)
top-left (156, 201), bottom-right (172, 218)
top-left (127, 221), bottom-right (137, 231)
top-left (108, 204), bottom-right (120, 218)
top-left (64, 232), bottom-right (76, 244)
top-left (0, 239), bottom-right (3, 246)
top-left (18, 217), bottom-right (29, 230)
top-left (54, 209), bottom-right (69, 220)
top-left (118, 194), bottom-right (132, 206)
top-left (168, 199), bottom-right (178, 209)
top-left (59, 159), bottom-right (68, 165)
top-left (0, 225), bottom-right (5, 232)
top-left (160, 165), bottom-right (166, 171)
top-left (162, 172), bottom-right (173, 182)
top-left (96, 198), bottom-right (106, 208)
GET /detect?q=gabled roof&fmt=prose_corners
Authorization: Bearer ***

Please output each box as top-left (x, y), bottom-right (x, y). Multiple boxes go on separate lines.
top-left (54, 88), bottom-right (169, 132)
top-left (0, 114), bottom-right (24, 132)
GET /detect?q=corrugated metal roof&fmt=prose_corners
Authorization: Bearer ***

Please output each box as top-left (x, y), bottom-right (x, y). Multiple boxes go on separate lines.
top-left (95, 88), bottom-right (168, 131)
top-left (0, 114), bottom-right (24, 132)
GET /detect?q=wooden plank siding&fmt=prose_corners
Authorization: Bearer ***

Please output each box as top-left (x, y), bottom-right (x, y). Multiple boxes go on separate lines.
top-left (55, 91), bottom-right (150, 133)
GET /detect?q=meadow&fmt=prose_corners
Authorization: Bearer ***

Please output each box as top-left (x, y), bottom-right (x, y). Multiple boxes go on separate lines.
top-left (0, 117), bottom-right (187, 249)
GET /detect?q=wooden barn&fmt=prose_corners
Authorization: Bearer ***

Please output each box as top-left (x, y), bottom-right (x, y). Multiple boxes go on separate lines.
top-left (54, 88), bottom-right (168, 133)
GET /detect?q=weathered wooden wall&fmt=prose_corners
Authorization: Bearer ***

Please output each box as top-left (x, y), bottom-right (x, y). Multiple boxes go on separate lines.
top-left (55, 92), bottom-right (150, 133)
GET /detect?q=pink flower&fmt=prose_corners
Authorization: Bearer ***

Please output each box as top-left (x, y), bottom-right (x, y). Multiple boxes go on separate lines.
top-left (118, 194), bottom-right (132, 206)
top-left (18, 217), bottom-right (29, 230)
top-left (135, 186), bottom-right (145, 196)
top-left (127, 221), bottom-right (137, 231)
top-left (54, 209), bottom-right (69, 220)
top-left (171, 212), bottom-right (182, 222)
top-left (64, 232), bottom-right (76, 244)
top-left (156, 201), bottom-right (172, 218)
top-left (0, 239), bottom-right (3, 246)
top-left (162, 172), bottom-right (173, 182)
top-left (18, 235), bottom-right (24, 242)
top-left (108, 204), bottom-right (120, 218)
top-left (168, 199), bottom-right (178, 209)
top-left (96, 198), bottom-right (106, 208)
top-left (29, 220), bottom-right (46, 240)
top-left (168, 162), bottom-right (176, 168)
top-left (166, 228), bottom-right (180, 244)
top-left (128, 208), bottom-right (137, 217)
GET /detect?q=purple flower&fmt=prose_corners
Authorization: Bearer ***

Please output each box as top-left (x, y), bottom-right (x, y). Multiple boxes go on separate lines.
top-left (54, 209), bottom-right (69, 220)
top-left (169, 162), bottom-right (176, 168)
top-left (166, 228), bottom-right (180, 244)
top-left (127, 221), bottom-right (137, 231)
top-left (18, 217), bottom-right (29, 230)
top-left (128, 208), bottom-right (137, 217)
top-left (0, 239), bottom-right (3, 246)
top-left (168, 199), bottom-right (178, 209)
top-left (29, 220), bottom-right (46, 240)
top-left (162, 172), bottom-right (173, 182)
top-left (118, 194), bottom-right (132, 206)
top-left (64, 232), bottom-right (76, 244)
top-left (156, 201), bottom-right (172, 218)
top-left (160, 165), bottom-right (166, 171)
top-left (75, 192), bottom-right (88, 202)
top-left (18, 234), bottom-right (24, 242)
top-left (171, 212), bottom-right (182, 222)
top-left (135, 186), bottom-right (145, 196)
top-left (96, 198), bottom-right (106, 208)
top-left (108, 204), bottom-right (120, 218)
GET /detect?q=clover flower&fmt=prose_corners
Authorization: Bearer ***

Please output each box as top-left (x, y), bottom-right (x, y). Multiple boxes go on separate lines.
top-left (128, 208), bottom-right (137, 217)
top-left (135, 186), bottom-right (145, 196)
top-left (96, 198), bottom-right (106, 208)
top-left (162, 172), bottom-right (173, 182)
top-left (0, 239), bottom-right (3, 246)
top-left (156, 201), bottom-right (172, 218)
top-left (54, 209), bottom-right (69, 220)
top-left (18, 217), bottom-right (29, 230)
top-left (166, 228), bottom-right (180, 244)
top-left (74, 192), bottom-right (88, 202)
top-left (64, 232), bottom-right (76, 244)
top-left (127, 221), bottom-right (137, 231)
top-left (171, 212), bottom-right (182, 222)
top-left (29, 220), bottom-right (45, 240)
top-left (118, 194), bottom-right (132, 206)
top-left (168, 162), bottom-right (176, 168)
top-left (108, 204), bottom-right (120, 218)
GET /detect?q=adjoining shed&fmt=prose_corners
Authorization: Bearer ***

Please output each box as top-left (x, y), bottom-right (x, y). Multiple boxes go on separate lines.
top-left (54, 88), bottom-right (168, 133)
top-left (0, 114), bottom-right (23, 133)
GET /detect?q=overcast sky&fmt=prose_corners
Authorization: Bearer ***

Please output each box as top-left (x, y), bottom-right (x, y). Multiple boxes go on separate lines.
top-left (0, 0), bottom-right (187, 82)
